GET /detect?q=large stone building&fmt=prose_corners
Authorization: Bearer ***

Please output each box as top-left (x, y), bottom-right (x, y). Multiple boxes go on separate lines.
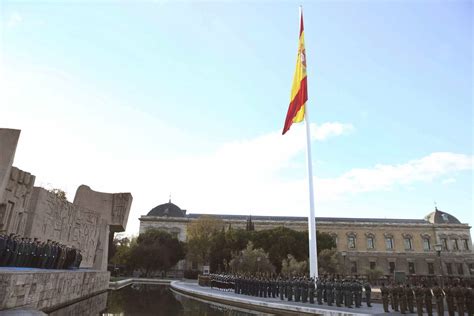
top-left (140, 201), bottom-right (474, 277)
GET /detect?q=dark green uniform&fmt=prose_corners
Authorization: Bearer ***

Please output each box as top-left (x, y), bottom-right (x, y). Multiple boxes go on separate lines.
top-left (414, 285), bottom-right (424, 316)
top-left (309, 278), bottom-right (315, 304)
top-left (405, 285), bottom-right (415, 313)
top-left (399, 284), bottom-right (407, 314)
top-left (454, 284), bottom-right (465, 316)
top-left (432, 284), bottom-right (444, 316)
top-left (381, 284), bottom-right (390, 313)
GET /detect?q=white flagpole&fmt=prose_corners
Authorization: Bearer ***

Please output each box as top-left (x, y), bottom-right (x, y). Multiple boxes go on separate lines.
top-left (300, 6), bottom-right (319, 279)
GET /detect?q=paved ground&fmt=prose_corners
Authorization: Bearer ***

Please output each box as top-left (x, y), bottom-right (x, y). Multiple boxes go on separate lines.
top-left (172, 281), bottom-right (440, 316)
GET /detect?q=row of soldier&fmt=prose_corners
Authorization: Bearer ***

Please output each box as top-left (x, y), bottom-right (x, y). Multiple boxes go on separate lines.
top-left (380, 279), bottom-right (474, 316)
top-left (0, 233), bottom-right (82, 269)
top-left (210, 274), bottom-right (372, 307)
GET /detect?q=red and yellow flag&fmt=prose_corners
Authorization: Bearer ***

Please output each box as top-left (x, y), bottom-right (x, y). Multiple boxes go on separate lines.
top-left (282, 11), bottom-right (308, 135)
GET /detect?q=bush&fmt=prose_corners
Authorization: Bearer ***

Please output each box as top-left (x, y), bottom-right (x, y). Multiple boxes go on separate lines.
top-left (184, 270), bottom-right (199, 279)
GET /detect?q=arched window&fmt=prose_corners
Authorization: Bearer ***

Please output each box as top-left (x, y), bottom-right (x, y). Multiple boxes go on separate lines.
top-left (402, 233), bottom-right (413, 251)
top-left (365, 232), bottom-right (375, 250)
top-left (346, 232), bottom-right (357, 249)
top-left (420, 233), bottom-right (431, 251)
top-left (384, 233), bottom-right (394, 250)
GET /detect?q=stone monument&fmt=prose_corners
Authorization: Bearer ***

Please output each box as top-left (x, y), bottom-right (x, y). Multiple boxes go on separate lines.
top-left (0, 128), bottom-right (133, 311)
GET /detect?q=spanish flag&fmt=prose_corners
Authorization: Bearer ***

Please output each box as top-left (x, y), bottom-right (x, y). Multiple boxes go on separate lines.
top-left (282, 10), bottom-right (308, 135)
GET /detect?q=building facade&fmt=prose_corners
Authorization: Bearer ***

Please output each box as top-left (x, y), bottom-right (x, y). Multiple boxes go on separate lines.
top-left (139, 201), bottom-right (474, 277)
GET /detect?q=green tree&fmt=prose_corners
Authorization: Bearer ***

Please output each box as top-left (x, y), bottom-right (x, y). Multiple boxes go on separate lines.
top-left (49, 188), bottom-right (67, 201)
top-left (281, 254), bottom-right (308, 277)
top-left (186, 215), bottom-right (224, 266)
top-left (229, 241), bottom-right (275, 274)
top-left (250, 227), bottom-right (336, 273)
top-left (318, 249), bottom-right (341, 275)
top-left (110, 237), bottom-right (134, 264)
top-left (129, 229), bottom-right (185, 277)
top-left (364, 267), bottom-right (384, 282)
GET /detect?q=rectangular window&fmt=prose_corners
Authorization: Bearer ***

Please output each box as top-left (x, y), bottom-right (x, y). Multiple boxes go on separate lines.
top-left (442, 238), bottom-right (448, 250)
top-left (404, 238), bottom-right (413, 250)
top-left (428, 262), bottom-right (434, 275)
top-left (423, 239), bottom-right (431, 251)
top-left (351, 261), bottom-right (357, 274)
top-left (348, 237), bottom-right (355, 249)
top-left (446, 263), bottom-right (453, 275)
top-left (453, 239), bottom-right (459, 251)
top-left (389, 262), bottom-right (395, 274)
top-left (367, 237), bottom-right (374, 249)
top-left (408, 262), bottom-right (415, 274)
top-left (385, 237), bottom-right (394, 249)
top-left (462, 239), bottom-right (469, 251)
top-left (370, 261), bottom-right (376, 270)
top-left (457, 263), bottom-right (464, 275)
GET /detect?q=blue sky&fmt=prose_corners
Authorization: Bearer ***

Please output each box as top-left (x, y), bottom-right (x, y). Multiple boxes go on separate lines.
top-left (0, 0), bottom-right (472, 236)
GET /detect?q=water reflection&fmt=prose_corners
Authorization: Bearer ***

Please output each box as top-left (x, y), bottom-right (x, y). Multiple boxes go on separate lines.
top-left (48, 291), bottom-right (108, 316)
top-left (101, 284), bottom-right (265, 316)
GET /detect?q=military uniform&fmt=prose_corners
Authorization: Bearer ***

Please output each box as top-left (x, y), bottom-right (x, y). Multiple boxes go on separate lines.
top-left (287, 279), bottom-right (293, 301)
top-left (405, 284), bottom-right (415, 313)
top-left (279, 278), bottom-right (284, 300)
top-left (326, 279), bottom-right (334, 306)
top-left (355, 281), bottom-right (363, 308)
top-left (364, 281), bottom-right (372, 307)
top-left (391, 284), bottom-right (400, 311)
top-left (309, 278), bottom-right (315, 304)
top-left (444, 284), bottom-right (455, 316)
top-left (316, 278), bottom-right (323, 304)
top-left (399, 284), bottom-right (408, 314)
top-left (344, 281), bottom-right (353, 308)
top-left (0, 234), bottom-right (6, 266)
top-left (454, 284), bottom-right (465, 316)
top-left (335, 280), bottom-right (343, 307)
top-left (424, 285), bottom-right (433, 316)
top-left (414, 284), bottom-right (424, 316)
top-left (432, 284), bottom-right (445, 316)
top-left (381, 284), bottom-right (390, 313)
top-left (302, 277), bottom-right (308, 303)
top-left (466, 285), bottom-right (474, 316)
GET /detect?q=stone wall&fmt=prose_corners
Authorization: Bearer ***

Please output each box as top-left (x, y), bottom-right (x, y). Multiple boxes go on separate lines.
top-left (47, 290), bottom-right (108, 316)
top-left (0, 167), bottom-right (35, 235)
top-left (0, 128), bottom-right (133, 271)
top-left (0, 129), bottom-right (20, 205)
top-left (24, 188), bottom-right (102, 268)
top-left (0, 269), bottom-right (109, 311)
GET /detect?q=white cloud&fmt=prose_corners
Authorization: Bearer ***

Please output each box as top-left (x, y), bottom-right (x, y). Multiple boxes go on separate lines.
top-left (6, 12), bottom-right (23, 28)
top-left (316, 153), bottom-right (472, 200)
top-left (442, 178), bottom-right (456, 185)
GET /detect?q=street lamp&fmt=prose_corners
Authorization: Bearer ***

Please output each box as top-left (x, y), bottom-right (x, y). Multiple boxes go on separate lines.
top-left (341, 251), bottom-right (347, 277)
top-left (257, 257), bottom-right (261, 274)
top-left (434, 243), bottom-right (443, 285)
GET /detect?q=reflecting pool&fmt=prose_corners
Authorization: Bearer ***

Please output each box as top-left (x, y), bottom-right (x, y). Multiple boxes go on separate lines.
top-left (48, 284), bottom-right (270, 316)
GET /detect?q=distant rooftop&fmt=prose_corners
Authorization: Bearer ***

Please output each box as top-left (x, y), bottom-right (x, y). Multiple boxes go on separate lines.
top-left (144, 202), bottom-right (463, 225)
top-left (187, 214), bottom-right (428, 224)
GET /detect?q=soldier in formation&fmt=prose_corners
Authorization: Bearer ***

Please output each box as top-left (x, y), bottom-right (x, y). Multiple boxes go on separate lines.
top-left (378, 277), bottom-right (474, 316)
top-left (0, 233), bottom-right (82, 269)
top-left (216, 273), bottom-right (373, 310)
top-left (212, 272), bottom-right (474, 316)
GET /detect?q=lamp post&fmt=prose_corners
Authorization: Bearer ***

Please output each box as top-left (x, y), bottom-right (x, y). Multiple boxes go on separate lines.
top-left (434, 243), bottom-right (443, 285)
top-left (257, 257), bottom-right (261, 274)
top-left (341, 251), bottom-right (347, 277)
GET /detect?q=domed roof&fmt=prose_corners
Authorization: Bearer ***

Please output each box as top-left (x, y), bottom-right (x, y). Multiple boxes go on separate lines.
top-left (424, 207), bottom-right (461, 224)
top-left (146, 201), bottom-right (186, 217)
